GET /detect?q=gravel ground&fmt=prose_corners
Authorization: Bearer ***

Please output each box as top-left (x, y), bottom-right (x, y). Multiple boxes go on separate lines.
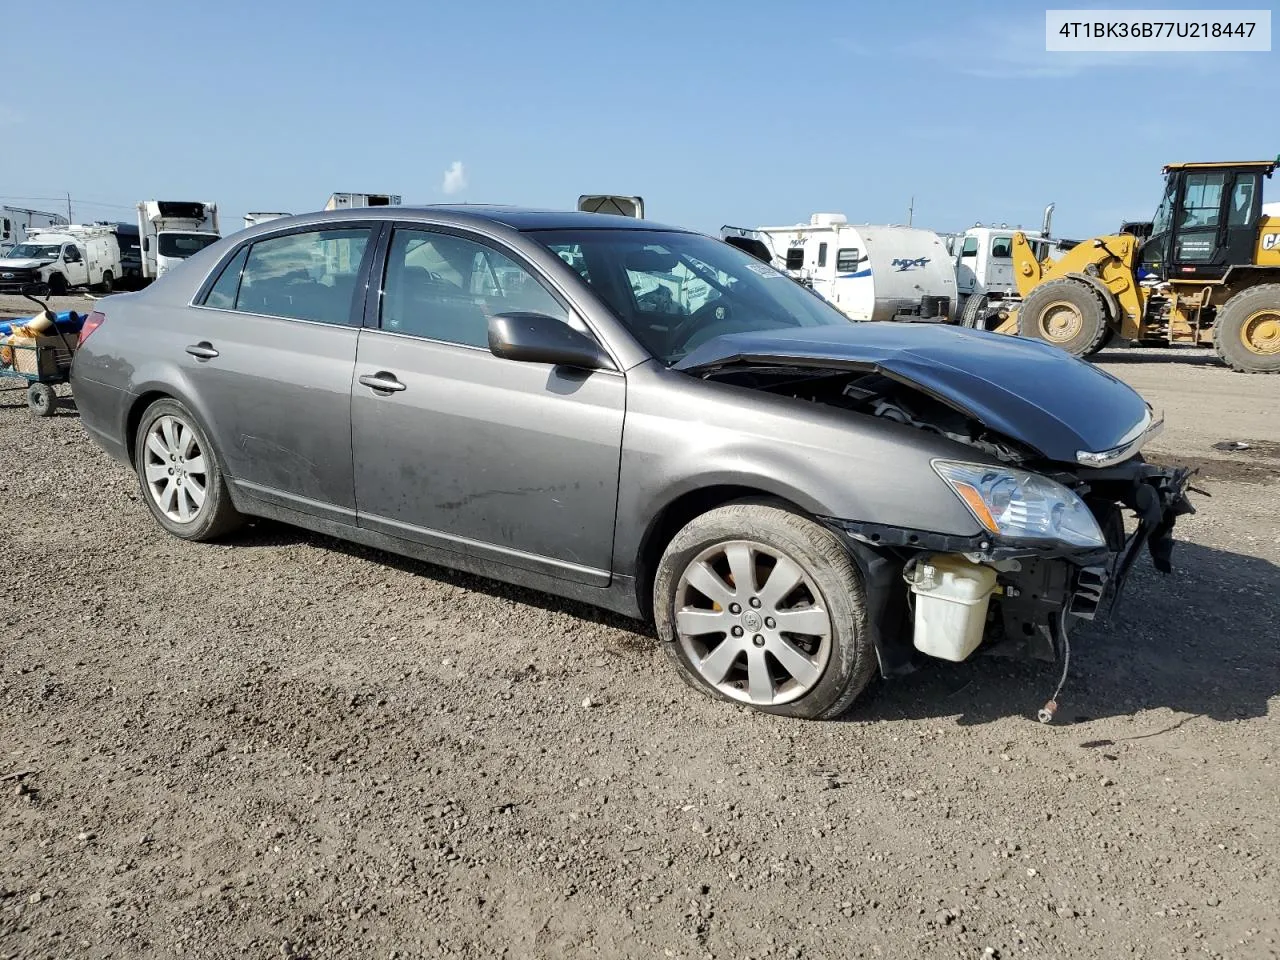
top-left (1, 345), bottom-right (1277, 960)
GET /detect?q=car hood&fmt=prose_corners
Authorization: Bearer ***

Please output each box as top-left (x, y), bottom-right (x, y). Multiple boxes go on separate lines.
top-left (0, 258), bottom-right (54, 269)
top-left (674, 323), bottom-right (1157, 464)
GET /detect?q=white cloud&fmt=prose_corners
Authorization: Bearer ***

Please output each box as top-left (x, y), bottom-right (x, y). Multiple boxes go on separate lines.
top-left (441, 161), bottom-right (467, 196)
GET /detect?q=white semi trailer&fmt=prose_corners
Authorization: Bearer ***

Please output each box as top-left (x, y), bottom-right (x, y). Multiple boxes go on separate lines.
top-left (722, 213), bottom-right (957, 322)
top-left (1, 206), bottom-right (69, 256)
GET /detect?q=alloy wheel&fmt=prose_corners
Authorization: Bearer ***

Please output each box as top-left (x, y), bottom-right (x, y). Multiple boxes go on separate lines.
top-left (673, 539), bottom-right (832, 706)
top-left (143, 415), bottom-right (209, 523)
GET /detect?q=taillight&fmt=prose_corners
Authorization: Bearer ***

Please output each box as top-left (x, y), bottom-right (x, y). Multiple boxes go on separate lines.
top-left (78, 310), bottom-right (106, 347)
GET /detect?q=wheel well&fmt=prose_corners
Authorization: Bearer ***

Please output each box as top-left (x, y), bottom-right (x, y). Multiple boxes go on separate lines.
top-left (124, 390), bottom-right (173, 466)
top-left (633, 485), bottom-right (801, 620)
top-left (1221, 268), bottom-right (1280, 300)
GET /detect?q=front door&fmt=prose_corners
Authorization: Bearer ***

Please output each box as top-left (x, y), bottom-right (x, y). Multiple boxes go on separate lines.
top-left (178, 224), bottom-right (377, 520)
top-left (351, 226), bottom-right (625, 585)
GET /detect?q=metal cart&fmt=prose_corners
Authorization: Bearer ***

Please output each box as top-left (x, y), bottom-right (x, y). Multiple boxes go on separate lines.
top-left (0, 287), bottom-right (78, 418)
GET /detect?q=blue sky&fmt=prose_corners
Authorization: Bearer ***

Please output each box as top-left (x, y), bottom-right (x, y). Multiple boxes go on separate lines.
top-left (0, 0), bottom-right (1275, 240)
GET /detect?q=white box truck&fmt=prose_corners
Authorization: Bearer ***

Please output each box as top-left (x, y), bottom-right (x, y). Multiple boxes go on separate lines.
top-left (243, 212), bottom-right (291, 229)
top-left (0, 224), bottom-right (122, 294)
top-left (722, 213), bottom-right (957, 322)
top-left (137, 200), bottom-right (221, 281)
top-left (324, 193), bottom-right (400, 211)
top-left (1, 206), bottom-right (69, 256)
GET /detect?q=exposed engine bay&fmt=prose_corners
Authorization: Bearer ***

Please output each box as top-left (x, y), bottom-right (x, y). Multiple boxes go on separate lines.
top-left (703, 364), bottom-right (1030, 463)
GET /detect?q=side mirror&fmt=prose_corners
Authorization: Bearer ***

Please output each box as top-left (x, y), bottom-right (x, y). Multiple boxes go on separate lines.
top-left (487, 312), bottom-right (614, 371)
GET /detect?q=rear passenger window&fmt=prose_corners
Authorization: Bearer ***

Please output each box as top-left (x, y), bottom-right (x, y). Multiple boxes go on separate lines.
top-left (204, 246), bottom-right (249, 309)
top-left (228, 228), bottom-right (372, 325)
top-left (381, 229), bottom-right (568, 347)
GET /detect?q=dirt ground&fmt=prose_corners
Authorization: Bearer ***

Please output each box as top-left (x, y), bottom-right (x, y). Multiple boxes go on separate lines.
top-left (1, 335), bottom-right (1277, 960)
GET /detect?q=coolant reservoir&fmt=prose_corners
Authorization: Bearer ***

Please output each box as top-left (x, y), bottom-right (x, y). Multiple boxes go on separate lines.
top-left (907, 554), bottom-right (998, 662)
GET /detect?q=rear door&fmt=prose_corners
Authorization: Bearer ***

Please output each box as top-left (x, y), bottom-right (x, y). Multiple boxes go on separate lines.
top-left (183, 223), bottom-right (379, 521)
top-left (350, 225), bottom-right (625, 585)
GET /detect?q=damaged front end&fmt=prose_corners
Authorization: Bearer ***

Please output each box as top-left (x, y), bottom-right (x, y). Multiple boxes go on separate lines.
top-left (827, 455), bottom-right (1196, 664)
top-left (682, 343), bottom-right (1198, 712)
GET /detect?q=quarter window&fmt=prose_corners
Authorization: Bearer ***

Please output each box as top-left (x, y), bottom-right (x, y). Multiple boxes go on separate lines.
top-left (204, 245), bottom-right (250, 309)
top-left (836, 248), bottom-right (861, 272)
top-left (381, 229), bottom-right (569, 347)
top-left (227, 228), bottom-right (372, 325)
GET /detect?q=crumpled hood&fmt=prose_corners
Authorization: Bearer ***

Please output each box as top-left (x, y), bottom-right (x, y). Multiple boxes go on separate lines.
top-left (0, 258), bottom-right (55, 269)
top-left (674, 323), bottom-right (1155, 464)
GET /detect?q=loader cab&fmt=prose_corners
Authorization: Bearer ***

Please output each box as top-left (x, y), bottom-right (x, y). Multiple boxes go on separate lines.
top-left (1139, 161), bottom-right (1274, 281)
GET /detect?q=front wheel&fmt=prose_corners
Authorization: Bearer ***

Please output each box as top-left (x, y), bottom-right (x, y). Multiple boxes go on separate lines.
top-left (1016, 278), bottom-right (1110, 356)
top-left (133, 398), bottom-right (243, 541)
top-left (653, 502), bottom-right (877, 719)
top-left (47, 273), bottom-right (68, 296)
top-left (961, 294), bottom-right (991, 330)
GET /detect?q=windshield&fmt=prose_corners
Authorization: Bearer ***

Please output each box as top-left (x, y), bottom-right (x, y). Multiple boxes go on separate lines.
top-left (530, 229), bottom-right (851, 364)
top-left (6, 243), bottom-right (61, 260)
top-left (158, 233), bottom-right (220, 259)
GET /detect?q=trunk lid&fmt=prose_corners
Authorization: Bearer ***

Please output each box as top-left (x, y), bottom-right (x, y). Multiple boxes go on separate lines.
top-left (674, 323), bottom-right (1154, 464)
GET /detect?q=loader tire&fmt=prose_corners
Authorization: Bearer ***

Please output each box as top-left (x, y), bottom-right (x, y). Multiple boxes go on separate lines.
top-left (1017, 278), bottom-right (1110, 357)
top-left (1213, 283), bottom-right (1280, 374)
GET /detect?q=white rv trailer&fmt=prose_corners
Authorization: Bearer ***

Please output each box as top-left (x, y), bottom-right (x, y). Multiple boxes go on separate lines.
top-left (722, 213), bottom-right (957, 322)
top-left (324, 193), bottom-right (401, 210)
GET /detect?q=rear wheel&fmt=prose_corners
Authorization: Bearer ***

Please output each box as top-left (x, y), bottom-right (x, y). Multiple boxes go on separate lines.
top-left (1016, 278), bottom-right (1110, 357)
top-left (26, 382), bottom-right (57, 417)
top-left (1213, 283), bottom-right (1280, 374)
top-left (653, 502), bottom-right (876, 720)
top-left (133, 398), bottom-right (243, 541)
top-left (97, 271), bottom-right (114, 294)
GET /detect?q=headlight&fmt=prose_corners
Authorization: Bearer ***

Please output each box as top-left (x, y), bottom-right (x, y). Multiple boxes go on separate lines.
top-left (932, 460), bottom-right (1105, 548)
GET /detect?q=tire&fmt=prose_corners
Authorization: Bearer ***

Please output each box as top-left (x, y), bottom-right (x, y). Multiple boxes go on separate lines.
top-left (133, 398), bottom-right (243, 541)
top-left (1212, 283), bottom-right (1280, 374)
top-left (1016, 278), bottom-right (1110, 357)
top-left (1083, 327), bottom-right (1116, 357)
top-left (47, 273), bottom-right (68, 296)
top-left (961, 294), bottom-right (990, 330)
top-left (653, 501), bottom-right (876, 720)
top-left (97, 271), bottom-right (114, 295)
top-left (26, 382), bottom-right (57, 417)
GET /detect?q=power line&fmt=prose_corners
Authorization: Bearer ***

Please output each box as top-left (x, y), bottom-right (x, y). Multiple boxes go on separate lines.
top-left (0, 195), bottom-right (136, 210)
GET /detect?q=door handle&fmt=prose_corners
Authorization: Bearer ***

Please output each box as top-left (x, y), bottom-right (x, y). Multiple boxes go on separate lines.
top-left (358, 372), bottom-right (407, 393)
top-left (185, 342), bottom-right (219, 360)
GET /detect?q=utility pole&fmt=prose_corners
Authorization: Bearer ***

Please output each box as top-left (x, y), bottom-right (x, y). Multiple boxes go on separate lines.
top-left (907, 196), bottom-right (914, 227)
top-left (66, 192), bottom-right (72, 223)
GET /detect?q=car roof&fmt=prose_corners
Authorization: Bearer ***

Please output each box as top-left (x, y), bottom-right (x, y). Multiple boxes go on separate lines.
top-left (284, 204), bottom-right (695, 234)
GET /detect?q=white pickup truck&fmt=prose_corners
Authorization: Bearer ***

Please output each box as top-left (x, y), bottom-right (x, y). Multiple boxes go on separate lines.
top-left (0, 225), bottom-right (122, 294)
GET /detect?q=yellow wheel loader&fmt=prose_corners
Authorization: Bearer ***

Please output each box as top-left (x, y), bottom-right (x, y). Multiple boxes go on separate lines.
top-left (994, 160), bottom-right (1280, 373)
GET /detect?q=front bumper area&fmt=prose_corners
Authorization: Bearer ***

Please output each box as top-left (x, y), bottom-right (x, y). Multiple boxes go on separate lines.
top-left (824, 457), bottom-right (1197, 670)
